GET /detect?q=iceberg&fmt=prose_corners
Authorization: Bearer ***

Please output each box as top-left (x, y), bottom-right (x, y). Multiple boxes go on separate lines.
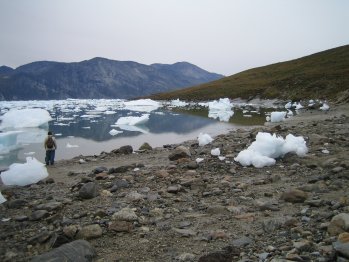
top-left (0, 157), bottom-right (48, 186)
top-left (123, 99), bottom-right (161, 112)
top-left (0, 109), bottom-right (52, 130)
top-left (109, 129), bottom-right (123, 136)
top-left (234, 132), bottom-right (307, 168)
top-left (320, 103), bottom-right (329, 111)
top-left (211, 148), bottom-right (221, 156)
top-left (208, 98), bottom-right (234, 122)
top-left (115, 114), bottom-right (150, 126)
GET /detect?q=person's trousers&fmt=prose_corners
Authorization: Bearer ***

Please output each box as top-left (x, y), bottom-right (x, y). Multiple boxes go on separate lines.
top-left (45, 150), bottom-right (55, 165)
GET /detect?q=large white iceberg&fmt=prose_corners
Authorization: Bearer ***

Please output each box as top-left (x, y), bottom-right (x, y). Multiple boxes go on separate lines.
top-left (170, 99), bottom-right (188, 107)
top-left (234, 132), bottom-right (308, 168)
top-left (0, 157), bottom-right (49, 187)
top-left (208, 98), bottom-right (234, 122)
top-left (115, 114), bottom-right (150, 126)
top-left (0, 109), bottom-right (52, 130)
top-left (123, 99), bottom-right (161, 112)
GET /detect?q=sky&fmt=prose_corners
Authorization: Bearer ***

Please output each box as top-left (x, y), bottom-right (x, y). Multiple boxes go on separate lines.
top-left (0, 0), bottom-right (348, 76)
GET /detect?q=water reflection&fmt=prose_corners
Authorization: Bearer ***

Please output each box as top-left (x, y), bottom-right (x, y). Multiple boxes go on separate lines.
top-left (0, 105), bottom-right (276, 168)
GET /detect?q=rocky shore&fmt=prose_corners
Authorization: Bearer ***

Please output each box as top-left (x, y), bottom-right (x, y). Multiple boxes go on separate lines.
top-left (1, 104), bottom-right (349, 262)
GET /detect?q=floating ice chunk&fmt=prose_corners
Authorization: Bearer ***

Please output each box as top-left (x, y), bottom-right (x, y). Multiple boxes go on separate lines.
top-left (0, 109), bottom-right (52, 130)
top-left (196, 158), bottom-right (204, 163)
top-left (104, 110), bottom-right (116, 115)
top-left (198, 133), bottom-right (213, 146)
top-left (320, 103), bottom-right (329, 111)
top-left (270, 111), bottom-right (287, 123)
top-left (171, 99), bottom-right (188, 107)
top-left (66, 143), bottom-right (79, 148)
top-left (0, 157), bottom-right (48, 186)
top-left (82, 126), bottom-right (91, 129)
top-left (208, 98), bottom-right (234, 122)
top-left (211, 148), bottom-right (220, 156)
top-left (0, 131), bottom-right (23, 154)
top-left (109, 129), bottom-right (123, 136)
top-left (234, 132), bottom-right (307, 168)
top-left (115, 114), bottom-right (149, 126)
top-left (287, 110), bottom-right (294, 117)
top-left (124, 99), bottom-right (161, 112)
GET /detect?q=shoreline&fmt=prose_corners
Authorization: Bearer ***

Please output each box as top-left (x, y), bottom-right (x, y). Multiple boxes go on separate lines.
top-left (1, 102), bottom-right (349, 261)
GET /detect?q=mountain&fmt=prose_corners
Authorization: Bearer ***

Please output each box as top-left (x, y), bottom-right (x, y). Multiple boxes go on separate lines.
top-left (149, 45), bottom-right (349, 102)
top-left (0, 58), bottom-right (223, 100)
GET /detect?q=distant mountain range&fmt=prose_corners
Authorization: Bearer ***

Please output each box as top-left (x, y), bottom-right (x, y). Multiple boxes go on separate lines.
top-left (150, 45), bottom-right (349, 102)
top-left (0, 58), bottom-right (223, 100)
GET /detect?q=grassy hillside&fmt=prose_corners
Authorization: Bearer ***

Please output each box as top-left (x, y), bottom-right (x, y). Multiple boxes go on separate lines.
top-left (149, 45), bottom-right (349, 102)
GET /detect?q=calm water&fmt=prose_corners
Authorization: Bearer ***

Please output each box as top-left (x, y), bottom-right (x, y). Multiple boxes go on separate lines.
top-left (0, 99), bottom-right (280, 169)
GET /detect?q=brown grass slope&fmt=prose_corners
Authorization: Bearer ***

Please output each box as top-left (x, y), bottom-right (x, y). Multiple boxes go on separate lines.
top-left (149, 45), bottom-right (349, 102)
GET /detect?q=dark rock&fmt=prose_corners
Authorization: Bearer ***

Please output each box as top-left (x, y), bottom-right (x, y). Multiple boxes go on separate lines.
top-left (139, 142), bottom-right (152, 151)
top-left (108, 221), bottom-right (133, 232)
top-left (30, 240), bottom-right (96, 262)
top-left (79, 182), bottom-right (99, 199)
top-left (5, 199), bottom-right (28, 209)
top-left (231, 236), bottom-right (253, 248)
top-left (35, 201), bottom-right (62, 211)
top-left (92, 166), bottom-right (108, 174)
top-left (168, 146), bottom-right (191, 161)
top-left (280, 189), bottom-right (308, 203)
top-left (29, 210), bottom-right (50, 221)
top-left (112, 145), bottom-right (133, 155)
top-left (108, 165), bottom-right (133, 174)
top-left (198, 246), bottom-right (240, 262)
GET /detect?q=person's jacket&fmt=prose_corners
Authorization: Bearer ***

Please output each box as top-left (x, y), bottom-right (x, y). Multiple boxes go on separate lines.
top-left (44, 135), bottom-right (57, 151)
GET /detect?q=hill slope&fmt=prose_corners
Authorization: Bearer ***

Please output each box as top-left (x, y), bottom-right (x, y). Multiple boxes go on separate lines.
top-left (0, 59), bottom-right (223, 100)
top-left (150, 45), bottom-right (349, 102)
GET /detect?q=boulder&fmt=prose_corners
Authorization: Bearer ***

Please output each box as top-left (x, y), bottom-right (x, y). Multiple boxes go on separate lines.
top-left (328, 213), bottom-right (349, 236)
top-left (30, 240), bottom-right (96, 262)
top-left (169, 146), bottom-right (191, 161)
top-left (79, 182), bottom-right (99, 199)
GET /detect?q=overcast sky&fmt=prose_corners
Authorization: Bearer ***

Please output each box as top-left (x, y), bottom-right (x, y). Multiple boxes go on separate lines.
top-left (0, 0), bottom-right (348, 75)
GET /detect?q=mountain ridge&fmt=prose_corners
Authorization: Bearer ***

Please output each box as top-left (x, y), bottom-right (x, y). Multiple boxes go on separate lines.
top-left (149, 45), bottom-right (349, 102)
top-left (0, 58), bottom-right (223, 101)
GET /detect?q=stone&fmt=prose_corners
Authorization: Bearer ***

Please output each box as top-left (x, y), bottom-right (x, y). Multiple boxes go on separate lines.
top-left (167, 185), bottom-right (182, 193)
top-left (95, 172), bottom-right (108, 180)
top-left (168, 145), bottom-right (191, 161)
top-left (35, 201), bottom-right (62, 211)
top-left (172, 228), bottom-right (196, 237)
top-left (29, 210), bottom-right (49, 221)
top-left (280, 189), bottom-right (308, 203)
top-left (76, 224), bottom-right (103, 240)
top-left (108, 221), bottom-right (133, 232)
top-left (112, 145), bottom-right (133, 155)
top-left (198, 246), bottom-right (239, 262)
top-left (139, 142), bottom-right (152, 151)
top-left (231, 236), bottom-right (253, 248)
top-left (92, 166), bottom-right (108, 174)
top-left (5, 199), bottom-right (28, 209)
top-left (176, 253), bottom-right (196, 261)
top-left (28, 231), bottom-right (52, 244)
top-left (112, 208), bottom-right (139, 222)
top-left (333, 233), bottom-right (349, 259)
top-left (30, 240), bottom-right (96, 262)
top-left (328, 213), bottom-right (349, 236)
top-left (63, 225), bottom-right (81, 239)
top-left (206, 205), bottom-right (228, 215)
top-left (79, 182), bottom-right (99, 199)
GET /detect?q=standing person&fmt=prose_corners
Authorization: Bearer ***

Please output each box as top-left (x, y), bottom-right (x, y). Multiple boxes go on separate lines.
top-left (44, 131), bottom-right (57, 165)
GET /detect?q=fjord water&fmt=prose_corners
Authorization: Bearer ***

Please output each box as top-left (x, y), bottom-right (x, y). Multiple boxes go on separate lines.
top-left (0, 99), bottom-right (275, 169)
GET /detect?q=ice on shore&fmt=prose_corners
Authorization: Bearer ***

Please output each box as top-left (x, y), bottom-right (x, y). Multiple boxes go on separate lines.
top-left (0, 157), bottom-right (48, 187)
top-left (234, 132), bottom-right (308, 168)
top-left (0, 109), bottom-right (52, 130)
top-left (115, 114), bottom-right (150, 126)
top-left (66, 143), bottom-right (79, 148)
top-left (123, 99), bottom-right (161, 112)
top-left (268, 111), bottom-right (287, 123)
top-left (0, 192), bottom-right (6, 204)
top-left (211, 148), bottom-right (221, 156)
top-left (198, 133), bottom-right (213, 146)
top-left (320, 103), bottom-right (330, 111)
top-left (208, 98), bottom-right (234, 122)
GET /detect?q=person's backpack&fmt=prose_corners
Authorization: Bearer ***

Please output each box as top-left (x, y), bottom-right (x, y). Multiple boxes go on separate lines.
top-left (46, 137), bottom-right (54, 149)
